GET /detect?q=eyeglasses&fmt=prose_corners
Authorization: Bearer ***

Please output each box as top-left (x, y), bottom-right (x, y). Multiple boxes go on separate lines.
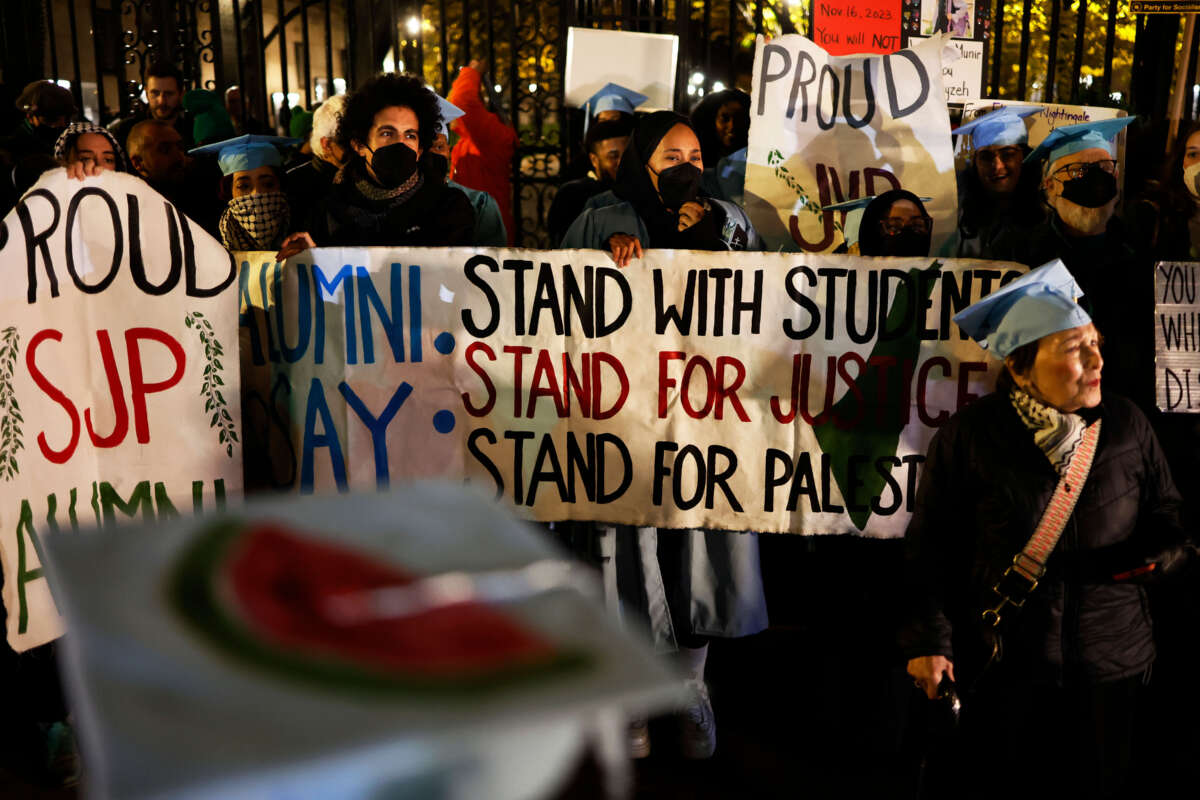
top-left (976, 146), bottom-right (1024, 164)
top-left (880, 217), bottom-right (932, 235)
top-left (1051, 159), bottom-right (1117, 182)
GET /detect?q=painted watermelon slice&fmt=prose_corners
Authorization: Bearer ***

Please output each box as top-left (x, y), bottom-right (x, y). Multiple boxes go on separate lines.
top-left (169, 520), bottom-right (585, 693)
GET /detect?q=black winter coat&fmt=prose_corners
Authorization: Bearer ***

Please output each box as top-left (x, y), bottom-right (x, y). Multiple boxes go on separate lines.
top-left (899, 391), bottom-right (1186, 687)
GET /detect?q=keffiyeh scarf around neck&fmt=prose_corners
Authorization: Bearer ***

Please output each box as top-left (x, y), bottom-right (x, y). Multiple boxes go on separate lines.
top-left (1009, 386), bottom-right (1088, 476)
top-left (220, 191), bottom-right (290, 251)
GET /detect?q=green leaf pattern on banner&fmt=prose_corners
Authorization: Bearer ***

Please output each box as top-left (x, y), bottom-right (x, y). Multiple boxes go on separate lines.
top-left (186, 312), bottom-right (239, 459)
top-left (767, 148), bottom-right (843, 234)
top-left (0, 327), bottom-right (23, 481)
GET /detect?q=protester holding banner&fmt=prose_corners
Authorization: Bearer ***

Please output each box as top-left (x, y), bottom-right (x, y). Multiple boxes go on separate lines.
top-left (561, 110), bottom-right (761, 264)
top-left (189, 134), bottom-right (297, 252)
top-left (276, 73), bottom-right (475, 256)
top-left (901, 261), bottom-right (1193, 800)
top-left (53, 121), bottom-right (129, 179)
top-left (951, 105), bottom-right (1045, 259)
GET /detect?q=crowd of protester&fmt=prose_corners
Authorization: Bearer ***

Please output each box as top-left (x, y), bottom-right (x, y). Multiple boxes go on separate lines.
top-left (2, 60), bottom-right (1200, 798)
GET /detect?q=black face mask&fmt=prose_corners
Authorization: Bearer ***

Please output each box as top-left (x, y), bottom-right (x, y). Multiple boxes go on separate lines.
top-left (651, 162), bottom-right (703, 210)
top-left (1059, 166), bottom-right (1118, 209)
top-left (367, 142), bottom-right (419, 188)
top-left (879, 230), bottom-right (932, 258)
top-left (427, 152), bottom-right (450, 183)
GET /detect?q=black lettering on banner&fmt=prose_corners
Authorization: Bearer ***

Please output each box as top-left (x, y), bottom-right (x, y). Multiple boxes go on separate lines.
top-left (503, 259), bottom-right (533, 334)
top-left (17, 188), bottom-right (61, 303)
top-left (462, 253), bottom-right (500, 336)
top-left (596, 266), bottom-right (632, 335)
top-left (787, 53), bottom-right (818, 121)
top-left (467, 428), bottom-right (503, 498)
top-left (783, 266), bottom-right (820, 339)
top-left (842, 61), bottom-right (875, 129)
top-left (596, 432), bottom-right (632, 503)
top-left (757, 44), bottom-right (793, 116)
top-left (871, 456), bottom-right (903, 515)
top-left (184, 212), bottom-right (236, 297)
top-left (883, 49), bottom-right (930, 119)
top-left (816, 64), bottom-right (840, 130)
top-left (65, 187), bottom-right (122, 294)
top-left (126, 195), bottom-right (183, 295)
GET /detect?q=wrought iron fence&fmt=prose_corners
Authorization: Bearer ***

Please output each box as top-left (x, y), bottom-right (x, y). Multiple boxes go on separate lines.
top-left (9, 0), bottom-right (1200, 244)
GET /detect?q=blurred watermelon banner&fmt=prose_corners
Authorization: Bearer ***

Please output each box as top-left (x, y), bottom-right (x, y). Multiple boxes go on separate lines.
top-left (0, 171), bottom-right (242, 652)
top-left (237, 247), bottom-right (1023, 539)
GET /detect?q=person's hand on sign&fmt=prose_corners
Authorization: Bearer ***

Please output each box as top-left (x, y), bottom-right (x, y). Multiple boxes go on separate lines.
top-left (275, 231), bottom-right (316, 262)
top-left (605, 232), bottom-right (642, 267)
top-left (66, 158), bottom-right (106, 181)
top-left (907, 655), bottom-right (955, 701)
top-left (677, 200), bottom-right (707, 232)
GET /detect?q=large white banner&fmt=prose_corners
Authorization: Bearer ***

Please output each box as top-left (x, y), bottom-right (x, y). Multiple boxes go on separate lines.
top-left (744, 34), bottom-right (959, 254)
top-left (0, 170), bottom-right (243, 651)
top-left (238, 248), bottom-right (1024, 540)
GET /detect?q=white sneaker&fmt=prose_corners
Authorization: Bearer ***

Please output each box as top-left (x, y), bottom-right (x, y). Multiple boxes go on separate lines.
top-left (679, 680), bottom-right (716, 759)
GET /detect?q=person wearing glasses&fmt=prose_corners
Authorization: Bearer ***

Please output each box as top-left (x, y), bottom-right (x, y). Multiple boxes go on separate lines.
top-left (951, 105), bottom-right (1045, 258)
top-left (994, 119), bottom-right (1145, 406)
top-left (855, 189), bottom-right (934, 257)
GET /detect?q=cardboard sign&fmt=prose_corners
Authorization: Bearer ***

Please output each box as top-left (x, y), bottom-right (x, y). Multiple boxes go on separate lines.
top-left (564, 27), bottom-right (679, 112)
top-left (742, 34), bottom-right (959, 254)
top-left (956, 100), bottom-right (1128, 175)
top-left (0, 170), bottom-right (243, 652)
top-left (1155, 262), bottom-right (1200, 413)
top-left (811, 1), bottom-right (902, 55)
top-left (238, 248), bottom-right (1025, 540)
top-left (910, 36), bottom-right (983, 102)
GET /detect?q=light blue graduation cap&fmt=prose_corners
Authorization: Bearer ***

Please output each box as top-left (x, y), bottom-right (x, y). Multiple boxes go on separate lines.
top-left (583, 83), bottom-right (648, 118)
top-left (189, 134), bottom-right (301, 175)
top-left (433, 94), bottom-right (465, 138)
top-left (953, 259), bottom-right (1091, 358)
top-left (1024, 116), bottom-right (1135, 167)
top-left (952, 104), bottom-right (1042, 148)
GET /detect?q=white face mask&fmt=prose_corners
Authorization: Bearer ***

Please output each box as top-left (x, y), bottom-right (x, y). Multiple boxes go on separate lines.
top-left (1184, 162), bottom-right (1200, 201)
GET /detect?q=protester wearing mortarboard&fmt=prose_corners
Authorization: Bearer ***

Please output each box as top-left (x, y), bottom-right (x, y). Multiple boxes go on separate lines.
top-left (190, 134), bottom-right (297, 251)
top-left (952, 104), bottom-right (1046, 258)
top-left (427, 92), bottom-right (506, 247)
top-left (275, 72), bottom-right (474, 257)
top-left (990, 117), bottom-right (1149, 407)
top-left (901, 259), bottom-right (1194, 800)
top-left (557, 109), bottom-right (767, 762)
top-left (446, 60), bottom-right (519, 244)
top-left (560, 83), bottom-right (648, 183)
top-left (561, 110), bottom-right (761, 261)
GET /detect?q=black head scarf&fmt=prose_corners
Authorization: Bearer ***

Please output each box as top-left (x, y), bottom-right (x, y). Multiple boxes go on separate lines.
top-left (613, 110), bottom-right (723, 249)
top-left (857, 189), bottom-right (932, 257)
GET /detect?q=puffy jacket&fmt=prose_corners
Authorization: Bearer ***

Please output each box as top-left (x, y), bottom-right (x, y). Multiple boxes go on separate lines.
top-left (899, 391), bottom-right (1187, 686)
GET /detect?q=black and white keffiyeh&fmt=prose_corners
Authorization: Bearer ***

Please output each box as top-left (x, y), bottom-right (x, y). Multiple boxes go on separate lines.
top-left (219, 191), bottom-right (290, 250)
top-left (1009, 386), bottom-right (1088, 476)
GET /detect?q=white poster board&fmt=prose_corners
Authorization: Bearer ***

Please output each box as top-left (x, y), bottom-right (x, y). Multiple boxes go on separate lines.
top-left (564, 27), bottom-right (680, 111)
top-left (910, 36), bottom-right (984, 102)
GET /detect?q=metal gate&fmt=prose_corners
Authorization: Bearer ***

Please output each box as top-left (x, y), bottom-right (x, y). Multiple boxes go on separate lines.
top-left (5, 0), bottom-right (1198, 243)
